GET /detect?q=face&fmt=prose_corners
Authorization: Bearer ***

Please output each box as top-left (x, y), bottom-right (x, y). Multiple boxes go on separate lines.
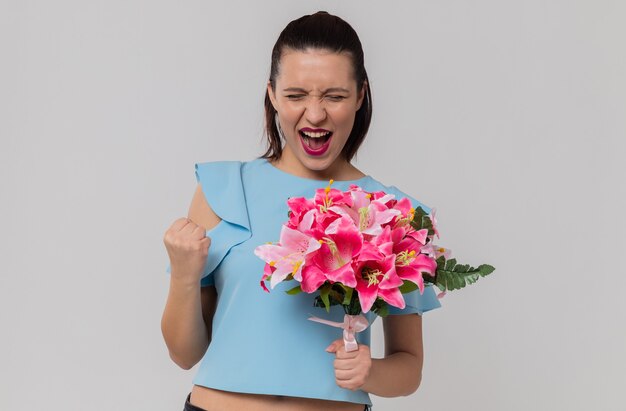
top-left (267, 48), bottom-right (365, 179)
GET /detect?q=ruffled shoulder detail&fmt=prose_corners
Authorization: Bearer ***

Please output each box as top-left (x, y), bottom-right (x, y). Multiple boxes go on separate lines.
top-left (194, 161), bottom-right (252, 286)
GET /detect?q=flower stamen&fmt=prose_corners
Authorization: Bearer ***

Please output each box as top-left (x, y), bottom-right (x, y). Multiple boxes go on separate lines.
top-left (292, 261), bottom-right (302, 275)
top-left (320, 179), bottom-right (335, 212)
top-left (362, 267), bottom-right (383, 287)
top-left (395, 250), bottom-right (417, 266)
top-left (358, 207), bottom-right (370, 232)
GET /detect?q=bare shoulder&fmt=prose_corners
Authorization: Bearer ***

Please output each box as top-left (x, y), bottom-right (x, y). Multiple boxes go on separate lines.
top-left (188, 183), bottom-right (221, 231)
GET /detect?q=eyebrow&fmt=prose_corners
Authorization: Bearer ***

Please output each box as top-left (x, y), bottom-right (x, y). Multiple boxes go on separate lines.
top-left (282, 87), bottom-right (351, 94)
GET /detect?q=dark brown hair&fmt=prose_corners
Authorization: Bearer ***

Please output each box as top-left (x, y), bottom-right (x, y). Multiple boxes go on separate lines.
top-left (262, 11), bottom-right (372, 162)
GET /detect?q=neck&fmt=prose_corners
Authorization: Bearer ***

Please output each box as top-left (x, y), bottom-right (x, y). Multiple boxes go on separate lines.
top-left (272, 149), bottom-right (363, 181)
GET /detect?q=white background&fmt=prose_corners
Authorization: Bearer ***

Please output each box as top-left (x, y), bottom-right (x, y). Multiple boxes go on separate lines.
top-left (1, 1), bottom-right (625, 410)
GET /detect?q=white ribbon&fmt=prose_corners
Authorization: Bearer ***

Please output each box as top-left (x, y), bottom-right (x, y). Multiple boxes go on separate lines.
top-left (308, 314), bottom-right (369, 352)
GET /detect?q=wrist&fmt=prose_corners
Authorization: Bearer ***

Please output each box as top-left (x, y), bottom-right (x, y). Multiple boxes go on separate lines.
top-left (360, 358), bottom-right (379, 393)
top-left (169, 274), bottom-right (201, 291)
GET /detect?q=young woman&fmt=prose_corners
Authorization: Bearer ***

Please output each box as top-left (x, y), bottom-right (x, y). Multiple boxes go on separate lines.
top-left (162, 11), bottom-right (440, 411)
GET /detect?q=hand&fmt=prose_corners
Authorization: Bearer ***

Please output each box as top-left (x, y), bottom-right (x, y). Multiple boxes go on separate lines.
top-left (163, 217), bottom-right (211, 285)
top-left (326, 339), bottom-right (372, 391)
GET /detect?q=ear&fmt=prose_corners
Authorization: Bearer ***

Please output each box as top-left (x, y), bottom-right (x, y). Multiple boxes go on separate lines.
top-left (267, 81), bottom-right (279, 111)
top-left (355, 80), bottom-right (367, 111)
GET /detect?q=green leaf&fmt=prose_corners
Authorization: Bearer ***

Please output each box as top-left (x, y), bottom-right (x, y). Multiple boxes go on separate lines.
top-left (455, 264), bottom-right (469, 273)
top-left (320, 284), bottom-right (331, 313)
top-left (342, 287), bottom-right (353, 305)
top-left (399, 280), bottom-right (418, 294)
top-left (285, 285), bottom-right (302, 295)
top-left (410, 207), bottom-right (424, 228)
top-left (479, 264), bottom-right (496, 275)
top-left (445, 258), bottom-right (457, 271)
top-left (327, 284), bottom-right (340, 303)
top-left (313, 297), bottom-right (324, 308)
top-left (434, 261), bottom-right (496, 292)
top-left (410, 206), bottom-right (435, 236)
top-left (376, 303), bottom-right (389, 317)
top-left (343, 287), bottom-right (362, 315)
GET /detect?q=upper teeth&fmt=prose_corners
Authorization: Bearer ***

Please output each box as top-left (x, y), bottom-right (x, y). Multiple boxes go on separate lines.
top-left (302, 131), bottom-right (330, 138)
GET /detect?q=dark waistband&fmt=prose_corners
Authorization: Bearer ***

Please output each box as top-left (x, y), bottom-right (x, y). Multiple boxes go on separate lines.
top-left (184, 393), bottom-right (208, 411)
top-left (183, 392), bottom-right (371, 411)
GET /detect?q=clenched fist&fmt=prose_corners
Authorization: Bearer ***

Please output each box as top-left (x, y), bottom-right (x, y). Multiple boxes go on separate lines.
top-left (326, 339), bottom-right (372, 391)
top-left (163, 217), bottom-right (211, 285)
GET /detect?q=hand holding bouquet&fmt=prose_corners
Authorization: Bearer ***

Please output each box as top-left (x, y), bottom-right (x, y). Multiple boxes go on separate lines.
top-left (254, 181), bottom-right (494, 350)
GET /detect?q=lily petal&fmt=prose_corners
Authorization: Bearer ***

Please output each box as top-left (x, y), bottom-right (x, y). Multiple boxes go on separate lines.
top-left (301, 264), bottom-right (327, 293)
top-left (378, 287), bottom-right (406, 309)
top-left (326, 262), bottom-right (357, 288)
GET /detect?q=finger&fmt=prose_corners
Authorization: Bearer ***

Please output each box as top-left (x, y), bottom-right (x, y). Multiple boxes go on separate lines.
top-left (335, 348), bottom-right (359, 360)
top-left (170, 217), bottom-right (191, 232)
top-left (334, 369), bottom-right (355, 381)
top-left (179, 219), bottom-right (198, 234)
top-left (333, 358), bottom-right (356, 370)
top-left (335, 377), bottom-right (358, 391)
top-left (190, 224), bottom-right (207, 240)
top-left (325, 339), bottom-right (343, 353)
top-left (180, 218), bottom-right (203, 236)
top-left (199, 236), bottom-right (211, 251)
top-left (337, 343), bottom-right (370, 358)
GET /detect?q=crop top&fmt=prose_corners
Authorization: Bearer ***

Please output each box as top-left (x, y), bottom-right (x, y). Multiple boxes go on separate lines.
top-left (165, 157), bottom-right (441, 406)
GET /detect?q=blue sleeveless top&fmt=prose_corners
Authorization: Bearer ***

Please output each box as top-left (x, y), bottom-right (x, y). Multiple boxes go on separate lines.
top-left (166, 158), bottom-right (441, 406)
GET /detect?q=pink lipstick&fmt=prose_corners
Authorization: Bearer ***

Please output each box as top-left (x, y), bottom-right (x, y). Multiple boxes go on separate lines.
top-left (299, 128), bottom-right (333, 156)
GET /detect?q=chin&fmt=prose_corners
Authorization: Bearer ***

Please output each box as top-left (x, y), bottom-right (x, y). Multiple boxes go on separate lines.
top-left (300, 156), bottom-right (336, 172)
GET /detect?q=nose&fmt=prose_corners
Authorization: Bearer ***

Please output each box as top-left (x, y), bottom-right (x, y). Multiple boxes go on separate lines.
top-left (304, 98), bottom-right (327, 125)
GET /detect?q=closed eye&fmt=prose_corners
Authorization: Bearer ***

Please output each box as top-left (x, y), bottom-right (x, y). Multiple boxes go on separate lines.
top-left (326, 95), bottom-right (346, 101)
top-left (285, 94), bottom-right (305, 100)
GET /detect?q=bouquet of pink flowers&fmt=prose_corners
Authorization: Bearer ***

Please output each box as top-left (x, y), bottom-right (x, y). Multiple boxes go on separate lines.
top-left (254, 181), bottom-right (494, 350)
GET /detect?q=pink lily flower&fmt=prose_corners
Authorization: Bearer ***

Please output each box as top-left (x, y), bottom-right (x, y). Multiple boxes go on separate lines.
top-left (421, 243), bottom-right (452, 260)
top-left (254, 225), bottom-right (322, 289)
top-left (392, 197), bottom-right (412, 214)
top-left (395, 249), bottom-right (437, 294)
top-left (390, 224), bottom-right (429, 247)
top-left (430, 208), bottom-right (440, 238)
top-left (286, 196), bottom-right (315, 229)
top-left (406, 227), bottom-right (429, 245)
top-left (260, 263), bottom-right (275, 293)
top-left (368, 225), bottom-right (394, 257)
top-left (354, 254), bottom-right (405, 313)
top-left (296, 208), bottom-right (318, 234)
top-left (388, 197), bottom-right (415, 228)
top-left (313, 209), bottom-right (342, 232)
top-left (330, 189), bottom-right (400, 236)
top-left (391, 226), bottom-right (437, 293)
top-left (360, 201), bottom-right (401, 236)
top-left (313, 181), bottom-right (352, 212)
top-left (300, 216), bottom-right (362, 293)
top-left (366, 189), bottom-right (388, 202)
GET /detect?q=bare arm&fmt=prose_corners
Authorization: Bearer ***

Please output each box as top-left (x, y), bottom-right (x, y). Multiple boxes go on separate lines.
top-left (361, 314), bottom-right (424, 396)
top-left (330, 313), bottom-right (424, 397)
top-left (161, 184), bottom-right (220, 369)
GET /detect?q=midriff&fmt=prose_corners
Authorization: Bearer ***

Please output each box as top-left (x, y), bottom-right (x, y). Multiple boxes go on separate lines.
top-left (190, 385), bottom-right (365, 411)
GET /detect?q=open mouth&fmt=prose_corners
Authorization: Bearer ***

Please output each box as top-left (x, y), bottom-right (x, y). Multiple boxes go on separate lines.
top-left (299, 130), bottom-right (333, 150)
